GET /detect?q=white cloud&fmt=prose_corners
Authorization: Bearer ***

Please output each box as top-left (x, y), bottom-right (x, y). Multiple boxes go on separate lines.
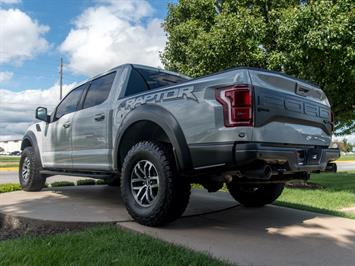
top-left (0, 0), bottom-right (21, 4)
top-left (0, 8), bottom-right (49, 64)
top-left (0, 83), bottom-right (75, 141)
top-left (60, 0), bottom-right (166, 76)
top-left (334, 135), bottom-right (355, 145)
top-left (0, 71), bottom-right (13, 82)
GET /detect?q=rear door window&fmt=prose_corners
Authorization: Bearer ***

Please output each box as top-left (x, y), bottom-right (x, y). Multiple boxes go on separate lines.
top-left (83, 72), bottom-right (116, 109)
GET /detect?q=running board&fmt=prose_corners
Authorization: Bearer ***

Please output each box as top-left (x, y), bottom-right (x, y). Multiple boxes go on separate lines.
top-left (40, 169), bottom-right (115, 179)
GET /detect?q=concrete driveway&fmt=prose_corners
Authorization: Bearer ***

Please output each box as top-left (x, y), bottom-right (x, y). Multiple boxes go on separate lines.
top-left (1, 186), bottom-right (355, 266)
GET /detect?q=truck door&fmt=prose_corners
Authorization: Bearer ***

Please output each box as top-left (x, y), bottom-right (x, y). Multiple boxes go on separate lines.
top-left (41, 84), bottom-right (86, 169)
top-left (71, 72), bottom-right (116, 171)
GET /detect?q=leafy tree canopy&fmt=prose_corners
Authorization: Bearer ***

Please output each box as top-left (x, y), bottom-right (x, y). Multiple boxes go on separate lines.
top-left (162, 0), bottom-right (355, 134)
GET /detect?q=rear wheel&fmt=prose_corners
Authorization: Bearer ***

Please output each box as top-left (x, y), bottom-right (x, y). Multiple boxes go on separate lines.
top-left (121, 141), bottom-right (191, 226)
top-left (227, 182), bottom-right (284, 207)
top-left (19, 147), bottom-right (46, 191)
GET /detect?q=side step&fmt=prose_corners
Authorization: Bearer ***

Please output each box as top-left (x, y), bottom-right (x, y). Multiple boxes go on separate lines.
top-left (40, 169), bottom-right (115, 179)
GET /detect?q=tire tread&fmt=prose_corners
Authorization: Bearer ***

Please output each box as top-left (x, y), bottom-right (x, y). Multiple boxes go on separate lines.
top-left (121, 141), bottom-right (190, 226)
top-left (19, 147), bottom-right (46, 191)
top-left (227, 182), bottom-right (284, 207)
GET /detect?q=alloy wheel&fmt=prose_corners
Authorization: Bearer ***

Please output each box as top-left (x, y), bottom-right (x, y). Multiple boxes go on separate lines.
top-left (22, 157), bottom-right (31, 182)
top-left (130, 160), bottom-right (159, 207)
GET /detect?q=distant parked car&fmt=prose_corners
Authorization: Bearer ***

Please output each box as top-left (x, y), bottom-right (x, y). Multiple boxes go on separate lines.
top-left (10, 151), bottom-right (21, 156)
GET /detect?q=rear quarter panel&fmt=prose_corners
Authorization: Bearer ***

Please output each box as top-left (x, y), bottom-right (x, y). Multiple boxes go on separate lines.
top-left (160, 69), bottom-right (253, 144)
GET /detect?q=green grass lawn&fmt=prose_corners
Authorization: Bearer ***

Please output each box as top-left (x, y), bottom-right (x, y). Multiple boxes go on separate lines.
top-left (0, 156), bottom-right (20, 168)
top-left (276, 171), bottom-right (355, 219)
top-left (0, 226), bottom-right (230, 266)
top-left (337, 154), bottom-right (355, 161)
top-left (0, 163), bottom-right (19, 168)
top-left (0, 156), bottom-right (20, 162)
top-left (338, 154), bottom-right (355, 161)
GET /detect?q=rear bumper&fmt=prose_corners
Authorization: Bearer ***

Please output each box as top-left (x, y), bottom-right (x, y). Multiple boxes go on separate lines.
top-left (235, 143), bottom-right (340, 172)
top-left (189, 142), bottom-right (340, 172)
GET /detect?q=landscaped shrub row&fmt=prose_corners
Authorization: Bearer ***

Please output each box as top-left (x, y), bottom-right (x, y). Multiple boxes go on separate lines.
top-left (0, 179), bottom-right (109, 192)
top-left (0, 183), bottom-right (21, 193)
top-left (50, 181), bottom-right (76, 187)
top-left (48, 179), bottom-right (108, 187)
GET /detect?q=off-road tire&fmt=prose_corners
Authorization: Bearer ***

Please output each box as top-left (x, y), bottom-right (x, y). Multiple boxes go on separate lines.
top-left (121, 141), bottom-right (191, 226)
top-left (19, 147), bottom-right (46, 191)
top-left (227, 182), bottom-right (284, 207)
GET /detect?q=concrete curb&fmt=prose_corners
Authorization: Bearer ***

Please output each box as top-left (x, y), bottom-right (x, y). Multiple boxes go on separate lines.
top-left (0, 212), bottom-right (117, 241)
top-left (0, 211), bottom-right (122, 241)
top-left (0, 212), bottom-right (114, 231)
top-left (0, 167), bottom-right (18, 171)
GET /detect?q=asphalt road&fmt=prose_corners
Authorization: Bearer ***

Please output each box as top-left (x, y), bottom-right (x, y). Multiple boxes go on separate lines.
top-left (336, 161), bottom-right (355, 171)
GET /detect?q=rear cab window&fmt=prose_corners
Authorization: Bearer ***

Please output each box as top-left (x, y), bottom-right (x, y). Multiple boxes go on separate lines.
top-left (124, 66), bottom-right (190, 96)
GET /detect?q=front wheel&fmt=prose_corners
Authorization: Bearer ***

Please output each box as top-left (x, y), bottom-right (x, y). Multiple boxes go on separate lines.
top-left (19, 147), bottom-right (46, 191)
top-left (227, 182), bottom-right (284, 207)
top-left (120, 141), bottom-right (191, 226)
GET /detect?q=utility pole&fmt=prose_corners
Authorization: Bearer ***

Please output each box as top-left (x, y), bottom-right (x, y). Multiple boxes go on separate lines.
top-left (59, 57), bottom-right (63, 100)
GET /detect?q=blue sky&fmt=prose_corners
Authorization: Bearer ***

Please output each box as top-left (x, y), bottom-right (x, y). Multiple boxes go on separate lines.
top-left (0, 0), bottom-right (174, 92)
top-left (0, 0), bottom-right (175, 140)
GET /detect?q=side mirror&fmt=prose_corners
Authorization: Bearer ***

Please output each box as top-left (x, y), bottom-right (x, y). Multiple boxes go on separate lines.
top-left (35, 107), bottom-right (50, 123)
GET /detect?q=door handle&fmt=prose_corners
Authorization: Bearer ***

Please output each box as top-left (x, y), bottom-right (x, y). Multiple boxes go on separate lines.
top-left (94, 114), bottom-right (105, 121)
top-left (63, 122), bottom-right (71, 128)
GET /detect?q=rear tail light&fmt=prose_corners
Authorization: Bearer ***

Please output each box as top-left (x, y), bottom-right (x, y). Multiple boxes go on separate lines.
top-left (216, 85), bottom-right (253, 127)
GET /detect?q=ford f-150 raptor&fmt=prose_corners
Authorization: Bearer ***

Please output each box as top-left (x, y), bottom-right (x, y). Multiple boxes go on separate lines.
top-left (20, 64), bottom-right (340, 226)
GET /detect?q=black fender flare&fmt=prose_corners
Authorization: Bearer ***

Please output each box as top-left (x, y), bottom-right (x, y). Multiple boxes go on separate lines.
top-left (113, 104), bottom-right (192, 172)
top-left (22, 131), bottom-right (43, 168)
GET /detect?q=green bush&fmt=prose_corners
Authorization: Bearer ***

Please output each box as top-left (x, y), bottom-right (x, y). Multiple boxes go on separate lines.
top-left (77, 179), bottom-right (96, 186)
top-left (0, 183), bottom-right (21, 193)
top-left (95, 179), bottom-right (108, 185)
top-left (50, 181), bottom-right (75, 187)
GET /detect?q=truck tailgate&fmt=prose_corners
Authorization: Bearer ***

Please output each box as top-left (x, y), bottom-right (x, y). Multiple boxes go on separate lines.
top-left (248, 69), bottom-right (332, 146)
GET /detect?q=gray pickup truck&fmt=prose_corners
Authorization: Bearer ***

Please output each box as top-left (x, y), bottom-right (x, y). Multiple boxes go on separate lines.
top-left (20, 64), bottom-right (339, 226)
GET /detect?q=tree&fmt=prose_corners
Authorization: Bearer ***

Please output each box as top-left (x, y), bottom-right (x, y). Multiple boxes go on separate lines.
top-left (162, 0), bottom-right (355, 134)
top-left (162, 0), bottom-right (268, 77)
top-left (333, 138), bottom-right (353, 152)
top-left (0, 147), bottom-right (4, 153)
top-left (268, 0), bottom-right (355, 134)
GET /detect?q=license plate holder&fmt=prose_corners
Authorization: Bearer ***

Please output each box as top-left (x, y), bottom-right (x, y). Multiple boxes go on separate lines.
top-left (305, 149), bottom-right (322, 165)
